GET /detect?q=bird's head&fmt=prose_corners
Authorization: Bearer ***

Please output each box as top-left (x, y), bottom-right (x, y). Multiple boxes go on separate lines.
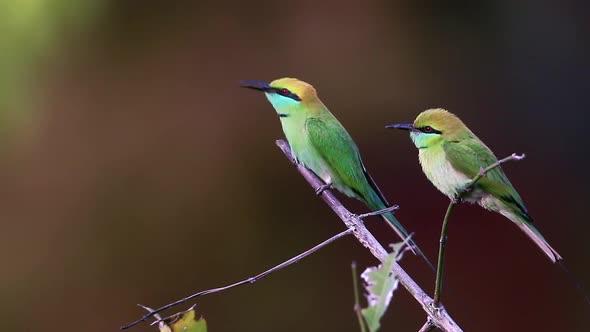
top-left (240, 77), bottom-right (318, 118)
top-left (386, 108), bottom-right (471, 149)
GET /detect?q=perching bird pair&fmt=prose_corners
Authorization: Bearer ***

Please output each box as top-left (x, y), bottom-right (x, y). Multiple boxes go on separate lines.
top-left (241, 77), bottom-right (561, 266)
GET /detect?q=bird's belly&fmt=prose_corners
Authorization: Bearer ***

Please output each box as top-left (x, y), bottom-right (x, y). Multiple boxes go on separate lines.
top-left (288, 137), bottom-right (331, 180)
top-left (419, 150), bottom-right (473, 199)
top-left (300, 153), bottom-right (332, 183)
top-left (281, 120), bottom-right (355, 197)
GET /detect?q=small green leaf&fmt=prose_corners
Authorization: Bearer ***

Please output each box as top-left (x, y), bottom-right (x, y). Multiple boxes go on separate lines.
top-left (158, 307), bottom-right (207, 332)
top-left (360, 244), bottom-right (407, 332)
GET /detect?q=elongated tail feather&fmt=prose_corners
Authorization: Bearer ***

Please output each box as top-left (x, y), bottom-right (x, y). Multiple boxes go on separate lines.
top-left (362, 180), bottom-right (435, 271)
top-left (517, 218), bottom-right (590, 306)
top-left (380, 212), bottom-right (435, 271)
top-left (495, 201), bottom-right (590, 304)
top-left (515, 221), bottom-right (562, 263)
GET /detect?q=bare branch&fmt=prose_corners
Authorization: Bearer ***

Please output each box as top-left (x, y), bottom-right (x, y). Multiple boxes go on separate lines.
top-left (433, 203), bottom-right (457, 307)
top-left (427, 151), bottom-right (526, 330)
top-left (276, 139), bottom-right (463, 332)
top-left (149, 304), bottom-right (197, 327)
top-left (121, 228), bottom-right (352, 329)
top-left (418, 319), bottom-right (436, 332)
top-left (137, 304), bottom-right (162, 322)
top-left (433, 152), bottom-right (526, 307)
top-left (470, 153), bottom-right (526, 187)
top-left (358, 205), bottom-right (399, 219)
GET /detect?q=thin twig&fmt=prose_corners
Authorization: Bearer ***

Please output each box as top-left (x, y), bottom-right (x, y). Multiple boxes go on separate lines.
top-left (358, 205), bottom-right (399, 219)
top-left (418, 319), bottom-right (436, 332)
top-left (121, 228), bottom-right (352, 329)
top-left (138, 304), bottom-right (197, 327)
top-left (352, 261), bottom-right (368, 332)
top-left (431, 152), bottom-right (525, 308)
top-left (471, 153), bottom-right (525, 186)
top-left (423, 154), bottom-right (525, 329)
top-left (137, 304), bottom-right (163, 322)
top-left (149, 304), bottom-right (197, 327)
top-left (433, 203), bottom-right (457, 307)
top-left (276, 140), bottom-right (463, 332)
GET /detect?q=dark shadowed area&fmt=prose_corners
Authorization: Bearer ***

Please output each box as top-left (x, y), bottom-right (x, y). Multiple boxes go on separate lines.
top-left (1, 1), bottom-right (588, 331)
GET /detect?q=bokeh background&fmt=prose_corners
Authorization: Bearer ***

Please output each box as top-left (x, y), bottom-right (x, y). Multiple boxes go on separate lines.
top-left (1, 1), bottom-right (588, 331)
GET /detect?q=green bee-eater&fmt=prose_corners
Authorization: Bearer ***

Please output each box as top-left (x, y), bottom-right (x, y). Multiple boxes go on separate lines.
top-left (241, 77), bottom-right (431, 266)
top-left (387, 108), bottom-right (561, 262)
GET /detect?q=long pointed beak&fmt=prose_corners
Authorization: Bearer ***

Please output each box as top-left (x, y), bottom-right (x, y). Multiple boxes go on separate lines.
top-left (385, 123), bottom-right (414, 131)
top-left (240, 80), bottom-right (271, 92)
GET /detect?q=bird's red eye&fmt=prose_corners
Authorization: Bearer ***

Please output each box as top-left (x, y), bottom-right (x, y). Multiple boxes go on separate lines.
top-left (280, 88), bottom-right (289, 96)
top-left (424, 126), bottom-right (433, 133)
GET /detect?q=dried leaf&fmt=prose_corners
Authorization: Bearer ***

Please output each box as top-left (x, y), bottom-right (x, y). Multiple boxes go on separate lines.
top-left (360, 243), bottom-right (407, 332)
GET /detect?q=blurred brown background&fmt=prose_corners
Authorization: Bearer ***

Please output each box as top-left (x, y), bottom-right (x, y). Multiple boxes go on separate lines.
top-left (1, 0), bottom-right (588, 331)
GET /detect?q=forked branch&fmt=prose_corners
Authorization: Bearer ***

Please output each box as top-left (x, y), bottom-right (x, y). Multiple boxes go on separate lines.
top-left (121, 140), bottom-right (468, 332)
top-left (424, 152), bottom-right (525, 331)
top-left (276, 139), bottom-right (463, 332)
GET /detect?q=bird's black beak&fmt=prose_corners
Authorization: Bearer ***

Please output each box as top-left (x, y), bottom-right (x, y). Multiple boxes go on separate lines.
top-left (240, 80), bottom-right (271, 92)
top-left (385, 123), bottom-right (414, 131)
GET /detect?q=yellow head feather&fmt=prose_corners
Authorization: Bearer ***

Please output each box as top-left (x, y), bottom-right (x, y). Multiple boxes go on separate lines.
top-left (270, 77), bottom-right (318, 101)
top-left (414, 108), bottom-right (472, 139)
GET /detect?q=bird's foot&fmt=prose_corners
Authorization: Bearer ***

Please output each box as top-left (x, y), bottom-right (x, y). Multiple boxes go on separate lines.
top-left (315, 183), bottom-right (333, 195)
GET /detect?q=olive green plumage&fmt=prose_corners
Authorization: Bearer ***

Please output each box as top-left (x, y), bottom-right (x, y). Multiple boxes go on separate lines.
top-left (389, 108), bottom-right (561, 262)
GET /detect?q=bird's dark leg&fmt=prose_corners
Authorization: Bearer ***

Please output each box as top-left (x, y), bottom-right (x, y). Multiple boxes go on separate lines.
top-left (315, 182), bottom-right (333, 195)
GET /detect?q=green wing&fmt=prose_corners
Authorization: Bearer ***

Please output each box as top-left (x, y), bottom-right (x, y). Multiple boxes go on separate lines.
top-left (442, 138), bottom-right (530, 221)
top-left (306, 118), bottom-right (434, 269)
top-left (305, 117), bottom-right (382, 204)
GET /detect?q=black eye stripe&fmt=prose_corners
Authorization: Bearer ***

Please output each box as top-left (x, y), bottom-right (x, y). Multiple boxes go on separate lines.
top-left (416, 126), bottom-right (442, 134)
top-left (270, 87), bottom-right (301, 101)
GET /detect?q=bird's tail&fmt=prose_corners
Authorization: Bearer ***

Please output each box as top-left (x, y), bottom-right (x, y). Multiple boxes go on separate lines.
top-left (510, 216), bottom-right (590, 306)
top-left (515, 221), bottom-right (562, 263)
top-left (512, 217), bottom-right (590, 306)
top-left (380, 212), bottom-right (435, 271)
top-left (363, 186), bottom-right (434, 271)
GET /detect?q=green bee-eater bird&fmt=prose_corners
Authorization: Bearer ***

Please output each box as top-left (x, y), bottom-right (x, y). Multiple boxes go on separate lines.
top-left (387, 108), bottom-right (562, 262)
top-left (241, 77), bottom-right (431, 267)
